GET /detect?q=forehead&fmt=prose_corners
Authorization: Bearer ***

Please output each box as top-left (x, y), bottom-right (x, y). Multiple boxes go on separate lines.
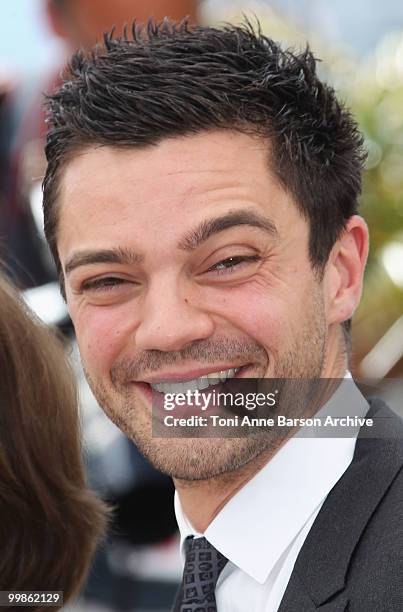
top-left (57, 130), bottom-right (301, 257)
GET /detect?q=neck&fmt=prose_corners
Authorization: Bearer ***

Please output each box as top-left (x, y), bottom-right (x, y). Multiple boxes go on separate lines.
top-left (174, 444), bottom-right (282, 533)
top-left (175, 324), bottom-right (349, 533)
top-left (321, 323), bottom-right (349, 378)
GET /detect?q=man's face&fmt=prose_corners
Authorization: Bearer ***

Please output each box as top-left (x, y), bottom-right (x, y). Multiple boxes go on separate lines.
top-left (58, 131), bottom-right (331, 480)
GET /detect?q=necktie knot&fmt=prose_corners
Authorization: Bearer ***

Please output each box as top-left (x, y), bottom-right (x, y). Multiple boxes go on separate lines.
top-left (173, 536), bottom-right (228, 611)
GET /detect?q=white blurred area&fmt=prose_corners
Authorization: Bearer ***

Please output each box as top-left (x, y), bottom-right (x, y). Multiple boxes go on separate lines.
top-left (382, 240), bottom-right (403, 287)
top-left (1, 0), bottom-right (65, 77)
top-left (202, 0), bottom-right (403, 56)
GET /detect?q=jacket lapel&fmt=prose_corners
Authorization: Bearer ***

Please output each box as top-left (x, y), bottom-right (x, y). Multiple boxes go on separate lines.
top-left (278, 573), bottom-right (348, 611)
top-left (278, 399), bottom-right (403, 610)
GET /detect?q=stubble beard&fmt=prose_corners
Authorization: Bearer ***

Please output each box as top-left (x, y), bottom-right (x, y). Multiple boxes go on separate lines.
top-left (83, 290), bottom-right (327, 481)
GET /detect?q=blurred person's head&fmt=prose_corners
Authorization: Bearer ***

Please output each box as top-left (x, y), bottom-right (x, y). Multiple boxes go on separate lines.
top-left (42, 22), bottom-right (368, 481)
top-left (46, 0), bottom-right (199, 49)
top-left (0, 272), bottom-right (108, 604)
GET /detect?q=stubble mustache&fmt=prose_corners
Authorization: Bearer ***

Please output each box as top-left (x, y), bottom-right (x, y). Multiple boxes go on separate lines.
top-left (110, 336), bottom-right (268, 386)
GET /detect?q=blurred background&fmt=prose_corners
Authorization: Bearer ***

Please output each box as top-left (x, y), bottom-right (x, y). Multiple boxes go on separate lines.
top-left (0, 1), bottom-right (402, 611)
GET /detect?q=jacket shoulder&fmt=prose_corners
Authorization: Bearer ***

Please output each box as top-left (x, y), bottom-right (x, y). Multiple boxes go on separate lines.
top-left (279, 398), bottom-right (403, 611)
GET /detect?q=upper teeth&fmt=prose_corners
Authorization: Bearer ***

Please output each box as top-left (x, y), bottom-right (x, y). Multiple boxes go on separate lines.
top-left (150, 367), bottom-right (240, 394)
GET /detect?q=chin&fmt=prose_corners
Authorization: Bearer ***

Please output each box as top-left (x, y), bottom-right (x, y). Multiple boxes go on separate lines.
top-left (136, 435), bottom-right (275, 481)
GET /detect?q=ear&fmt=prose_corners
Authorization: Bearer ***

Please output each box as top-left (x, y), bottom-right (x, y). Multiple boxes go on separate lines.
top-left (324, 215), bottom-right (369, 325)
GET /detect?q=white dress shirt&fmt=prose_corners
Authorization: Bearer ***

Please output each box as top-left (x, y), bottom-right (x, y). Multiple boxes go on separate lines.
top-left (174, 376), bottom-right (369, 611)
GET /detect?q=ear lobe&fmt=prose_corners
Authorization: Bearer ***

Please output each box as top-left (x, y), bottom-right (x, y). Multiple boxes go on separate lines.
top-left (326, 215), bottom-right (369, 325)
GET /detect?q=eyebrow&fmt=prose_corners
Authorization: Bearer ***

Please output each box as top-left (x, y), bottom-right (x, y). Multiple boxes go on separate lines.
top-left (64, 209), bottom-right (278, 276)
top-left (64, 247), bottom-right (144, 276)
top-left (178, 209), bottom-right (278, 251)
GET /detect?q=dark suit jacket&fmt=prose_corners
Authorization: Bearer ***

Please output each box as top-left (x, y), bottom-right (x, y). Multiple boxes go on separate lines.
top-left (278, 398), bottom-right (403, 612)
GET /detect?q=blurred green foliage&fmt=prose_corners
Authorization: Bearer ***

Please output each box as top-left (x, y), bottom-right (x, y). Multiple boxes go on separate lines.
top-left (333, 33), bottom-right (403, 355)
top-left (351, 33), bottom-right (403, 257)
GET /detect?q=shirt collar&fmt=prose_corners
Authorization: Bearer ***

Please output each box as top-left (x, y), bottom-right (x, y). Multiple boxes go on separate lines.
top-left (174, 375), bottom-right (369, 584)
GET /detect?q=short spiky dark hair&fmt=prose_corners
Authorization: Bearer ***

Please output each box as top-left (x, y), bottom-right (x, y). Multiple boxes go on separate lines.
top-left (43, 19), bottom-right (366, 307)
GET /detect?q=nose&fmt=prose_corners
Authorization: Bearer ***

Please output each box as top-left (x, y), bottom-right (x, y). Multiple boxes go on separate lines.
top-left (134, 279), bottom-right (215, 352)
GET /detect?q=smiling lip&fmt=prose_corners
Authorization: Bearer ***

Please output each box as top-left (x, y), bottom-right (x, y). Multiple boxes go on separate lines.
top-left (133, 364), bottom-right (252, 406)
top-left (140, 364), bottom-right (249, 384)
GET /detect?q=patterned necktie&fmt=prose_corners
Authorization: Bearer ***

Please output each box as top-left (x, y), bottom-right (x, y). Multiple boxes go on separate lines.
top-left (172, 535), bottom-right (228, 612)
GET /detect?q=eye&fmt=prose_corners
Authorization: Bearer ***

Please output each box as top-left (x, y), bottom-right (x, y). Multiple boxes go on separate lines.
top-left (207, 255), bottom-right (261, 275)
top-left (80, 277), bottom-right (128, 292)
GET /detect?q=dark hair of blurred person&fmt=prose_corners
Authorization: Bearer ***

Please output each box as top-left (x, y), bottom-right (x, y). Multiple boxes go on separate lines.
top-left (0, 272), bottom-right (109, 606)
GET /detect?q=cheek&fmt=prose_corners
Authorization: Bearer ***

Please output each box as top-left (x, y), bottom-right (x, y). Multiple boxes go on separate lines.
top-left (72, 304), bottom-right (135, 375)
top-left (209, 283), bottom-right (291, 347)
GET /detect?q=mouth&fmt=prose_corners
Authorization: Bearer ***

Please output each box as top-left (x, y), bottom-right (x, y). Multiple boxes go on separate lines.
top-left (134, 364), bottom-right (252, 402)
top-left (150, 366), bottom-right (242, 394)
